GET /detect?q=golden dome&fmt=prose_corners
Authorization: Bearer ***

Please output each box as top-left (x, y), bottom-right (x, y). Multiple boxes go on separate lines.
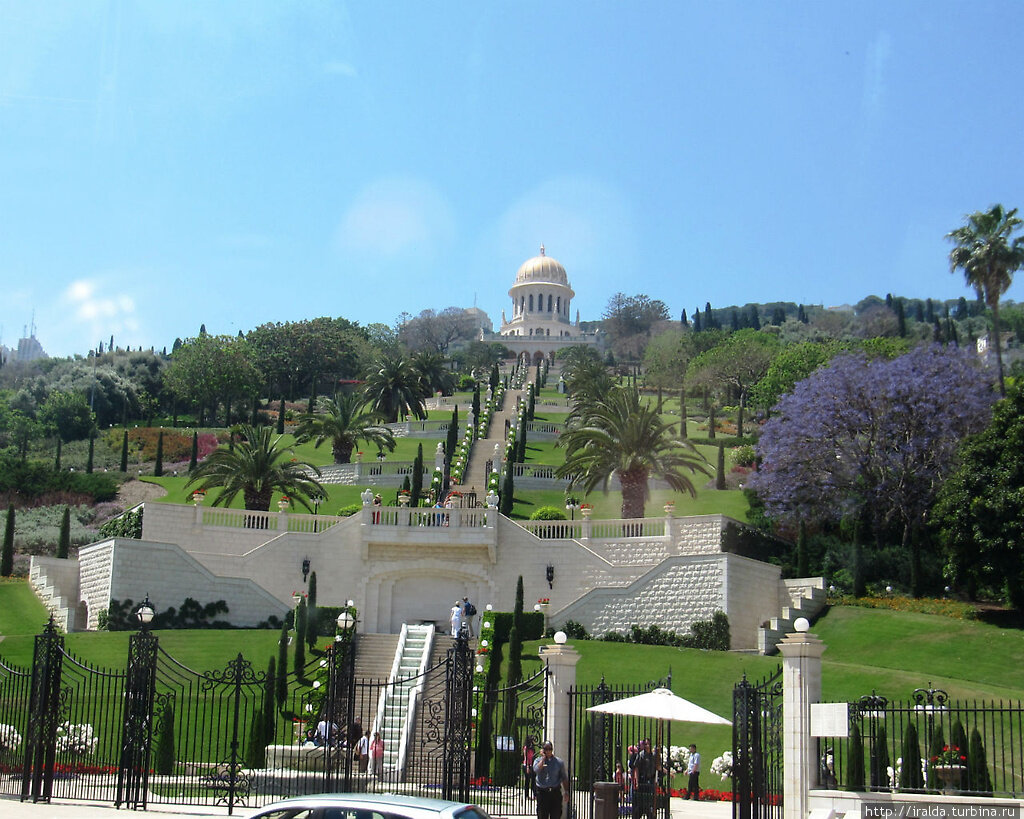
top-left (514, 245), bottom-right (568, 287)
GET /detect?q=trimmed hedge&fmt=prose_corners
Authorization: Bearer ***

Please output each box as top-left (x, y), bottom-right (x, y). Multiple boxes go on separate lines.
top-left (0, 458), bottom-right (119, 502)
top-left (490, 610), bottom-right (543, 642)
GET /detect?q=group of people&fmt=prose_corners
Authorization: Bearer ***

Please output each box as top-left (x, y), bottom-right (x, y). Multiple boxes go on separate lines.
top-left (449, 596), bottom-right (477, 637)
top-left (304, 714), bottom-right (385, 777)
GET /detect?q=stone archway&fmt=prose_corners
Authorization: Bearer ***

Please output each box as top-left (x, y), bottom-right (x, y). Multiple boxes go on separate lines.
top-left (532, 350), bottom-right (546, 365)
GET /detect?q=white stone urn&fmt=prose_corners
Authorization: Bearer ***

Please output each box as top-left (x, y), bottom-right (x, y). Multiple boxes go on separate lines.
top-left (580, 506), bottom-right (593, 519)
top-left (277, 498), bottom-right (289, 513)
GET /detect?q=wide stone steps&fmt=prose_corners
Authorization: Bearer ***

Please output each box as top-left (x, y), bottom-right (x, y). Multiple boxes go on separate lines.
top-left (758, 583), bottom-right (828, 654)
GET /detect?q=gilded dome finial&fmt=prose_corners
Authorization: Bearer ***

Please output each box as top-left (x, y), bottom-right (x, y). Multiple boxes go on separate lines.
top-left (540, 244), bottom-right (545, 256)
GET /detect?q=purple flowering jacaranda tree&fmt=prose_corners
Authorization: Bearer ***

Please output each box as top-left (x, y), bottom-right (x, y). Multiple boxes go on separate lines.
top-left (750, 344), bottom-right (995, 595)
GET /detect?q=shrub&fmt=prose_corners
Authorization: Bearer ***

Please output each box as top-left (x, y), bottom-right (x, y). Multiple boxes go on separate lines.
top-left (336, 504), bottom-right (361, 517)
top-left (105, 597), bottom-right (231, 630)
top-left (681, 611), bottom-right (731, 651)
top-left (561, 620), bottom-right (589, 640)
top-left (99, 507), bottom-right (143, 539)
top-left (733, 444), bottom-right (757, 467)
top-left (529, 506), bottom-right (566, 521)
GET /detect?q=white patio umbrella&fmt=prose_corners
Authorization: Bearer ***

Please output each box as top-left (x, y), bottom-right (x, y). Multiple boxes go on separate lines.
top-left (587, 687), bottom-right (731, 725)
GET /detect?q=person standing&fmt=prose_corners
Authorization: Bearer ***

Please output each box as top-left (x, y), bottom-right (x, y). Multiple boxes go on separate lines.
top-left (356, 730), bottom-right (370, 773)
top-left (450, 600), bottom-right (463, 637)
top-left (370, 731), bottom-right (385, 778)
top-left (631, 739), bottom-right (661, 819)
top-left (522, 735), bottom-right (537, 799)
top-left (533, 740), bottom-right (569, 819)
top-left (463, 597), bottom-right (477, 637)
top-left (685, 743), bottom-right (701, 800)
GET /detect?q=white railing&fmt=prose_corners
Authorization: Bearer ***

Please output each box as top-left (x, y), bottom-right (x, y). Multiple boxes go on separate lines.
top-left (517, 520), bottom-right (583, 540)
top-left (368, 506), bottom-right (491, 529)
top-left (590, 518), bottom-right (666, 539)
top-left (197, 506), bottom-right (346, 532)
top-left (372, 623), bottom-right (435, 776)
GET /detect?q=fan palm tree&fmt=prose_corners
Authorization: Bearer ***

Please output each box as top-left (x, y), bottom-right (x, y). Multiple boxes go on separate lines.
top-left (947, 204), bottom-right (1024, 396)
top-left (555, 386), bottom-right (709, 518)
top-left (185, 424), bottom-right (324, 511)
top-left (295, 393), bottom-right (395, 464)
top-left (363, 355), bottom-right (427, 423)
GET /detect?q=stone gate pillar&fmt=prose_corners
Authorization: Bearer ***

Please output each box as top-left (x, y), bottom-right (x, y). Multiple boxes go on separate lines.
top-left (539, 637), bottom-right (580, 751)
top-left (778, 621), bottom-right (825, 819)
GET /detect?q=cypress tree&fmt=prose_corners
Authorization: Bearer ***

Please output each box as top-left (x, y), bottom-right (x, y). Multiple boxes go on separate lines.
top-left (896, 300), bottom-right (907, 337)
top-left (927, 725), bottom-right (946, 790)
top-left (154, 702), bottom-right (176, 775)
top-left (680, 309), bottom-right (688, 327)
top-left (715, 444), bottom-right (726, 490)
top-left (263, 657), bottom-right (277, 747)
top-left (306, 572), bottom-right (318, 650)
top-left (900, 722), bottom-right (923, 790)
top-left (411, 444), bottom-right (424, 507)
top-left (693, 310), bottom-right (703, 332)
top-left (500, 467), bottom-right (514, 516)
top-left (796, 520), bottom-right (809, 577)
top-left (245, 702), bottom-right (266, 769)
top-left (490, 363), bottom-right (499, 393)
top-left (968, 727), bottom-right (992, 794)
top-left (55, 438), bottom-right (62, 471)
top-left (950, 720), bottom-right (969, 762)
top-left (870, 723), bottom-right (891, 789)
top-left (276, 624), bottom-right (289, 710)
top-left (679, 388), bottom-right (687, 439)
top-left (86, 434), bottom-right (94, 474)
top-left (472, 385), bottom-right (481, 433)
top-left (846, 722), bottom-right (865, 791)
top-left (58, 507), bottom-right (71, 559)
top-left (446, 407), bottom-right (459, 464)
top-left (708, 402), bottom-right (716, 440)
top-left (1, 507), bottom-right (14, 577)
top-left (120, 429), bottom-right (129, 472)
top-left (154, 431), bottom-right (164, 477)
top-left (188, 430), bottom-right (198, 472)
top-left (277, 397), bottom-right (286, 434)
top-left (293, 599), bottom-right (307, 678)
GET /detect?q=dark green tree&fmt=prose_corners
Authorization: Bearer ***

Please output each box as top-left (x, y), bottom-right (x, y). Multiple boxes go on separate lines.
top-left (154, 702), bottom-right (176, 775)
top-left (120, 428), bottom-right (129, 472)
top-left (294, 394), bottom-right (395, 464)
top-left (499, 467), bottom-right (514, 516)
top-left (927, 725), bottom-right (946, 791)
top-left (54, 438), bottom-right (62, 471)
top-left (154, 430), bottom-right (164, 477)
top-left (276, 624), bottom-right (289, 710)
top-left (306, 572), bottom-right (318, 650)
top-left (1, 507), bottom-right (14, 577)
top-left (968, 727), bottom-right (992, 794)
top-left (445, 407), bottom-right (459, 465)
top-left (900, 722), bottom-right (924, 790)
top-left (472, 385), bottom-right (480, 433)
top-left (411, 444), bottom-right (424, 507)
top-left (86, 434), bottom-right (95, 474)
top-left (846, 722), bottom-right (865, 791)
top-left (57, 506), bottom-right (71, 559)
top-left (796, 520), bottom-right (809, 577)
top-left (293, 599), bottom-right (307, 677)
top-left (262, 656), bottom-right (277, 747)
top-left (277, 397), bottom-right (286, 434)
top-left (188, 430), bottom-right (198, 472)
top-left (870, 723), bottom-right (891, 789)
top-left (715, 444), bottom-right (726, 490)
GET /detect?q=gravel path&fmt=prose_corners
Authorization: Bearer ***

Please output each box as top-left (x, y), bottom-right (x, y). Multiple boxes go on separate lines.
top-left (115, 478), bottom-right (168, 510)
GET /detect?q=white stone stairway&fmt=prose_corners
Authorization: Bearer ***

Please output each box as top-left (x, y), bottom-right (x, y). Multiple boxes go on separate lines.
top-left (29, 557), bottom-right (79, 631)
top-left (758, 578), bottom-right (828, 654)
top-left (371, 623), bottom-right (435, 775)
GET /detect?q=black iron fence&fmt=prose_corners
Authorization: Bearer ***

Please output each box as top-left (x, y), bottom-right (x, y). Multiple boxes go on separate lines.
top-left (0, 619), bottom-right (481, 814)
top-left (568, 674), bottom-right (673, 819)
top-left (822, 687), bottom-right (1024, 798)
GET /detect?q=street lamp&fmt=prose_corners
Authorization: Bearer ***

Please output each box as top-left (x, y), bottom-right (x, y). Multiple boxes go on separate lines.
top-left (135, 595), bottom-right (155, 630)
top-left (565, 496), bottom-right (579, 520)
top-left (337, 610), bottom-right (356, 633)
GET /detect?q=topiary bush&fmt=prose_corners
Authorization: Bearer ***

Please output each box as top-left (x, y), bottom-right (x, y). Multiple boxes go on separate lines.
top-left (529, 506), bottom-right (566, 521)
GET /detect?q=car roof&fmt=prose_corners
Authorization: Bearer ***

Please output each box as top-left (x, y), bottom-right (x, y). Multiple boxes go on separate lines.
top-left (254, 792), bottom-right (484, 817)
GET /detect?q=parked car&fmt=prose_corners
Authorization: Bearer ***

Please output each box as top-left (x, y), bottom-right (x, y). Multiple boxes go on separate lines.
top-left (245, 793), bottom-right (495, 819)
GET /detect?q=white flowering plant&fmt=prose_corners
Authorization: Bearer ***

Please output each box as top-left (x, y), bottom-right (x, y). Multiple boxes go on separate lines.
top-left (0, 723), bottom-right (23, 753)
top-left (668, 745), bottom-right (691, 771)
top-left (710, 751), bottom-right (733, 780)
top-left (55, 722), bottom-right (98, 756)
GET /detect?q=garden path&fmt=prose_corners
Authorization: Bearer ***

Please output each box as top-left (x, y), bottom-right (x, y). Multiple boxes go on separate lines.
top-left (460, 388), bottom-right (524, 499)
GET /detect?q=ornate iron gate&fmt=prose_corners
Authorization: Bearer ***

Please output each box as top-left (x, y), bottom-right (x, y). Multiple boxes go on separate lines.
top-left (568, 674), bottom-right (673, 819)
top-left (8, 620), bottom-right (477, 813)
top-left (732, 667), bottom-right (783, 819)
top-left (473, 665), bottom-right (549, 816)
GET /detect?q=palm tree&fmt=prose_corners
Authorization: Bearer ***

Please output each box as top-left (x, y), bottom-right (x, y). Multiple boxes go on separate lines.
top-left (185, 424), bottom-right (324, 511)
top-left (555, 386), bottom-right (709, 518)
top-left (295, 393), bottom-right (395, 464)
top-left (947, 204), bottom-right (1024, 396)
top-left (363, 355), bottom-right (426, 423)
top-left (410, 350), bottom-right (455, 398)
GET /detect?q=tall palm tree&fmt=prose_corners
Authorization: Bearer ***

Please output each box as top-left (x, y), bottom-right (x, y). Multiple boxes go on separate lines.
top-left (947, 204), bottom-right (1024, 396)
top-left (555, 386), bottom-right (709, 518)
top-left (363, 355), bottom-right (427, 423)
top-left (185, 424), bottom-right (324, 511)
top-left (295, 393), bottom-right (395, 464)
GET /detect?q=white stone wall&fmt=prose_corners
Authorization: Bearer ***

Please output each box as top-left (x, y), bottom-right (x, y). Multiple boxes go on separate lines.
top-left (98, 538), bottom-right (290, 628)
top-left (79, 540), bottom-right (115, 629)
top-left (72, 502), bottom-right (790, 649)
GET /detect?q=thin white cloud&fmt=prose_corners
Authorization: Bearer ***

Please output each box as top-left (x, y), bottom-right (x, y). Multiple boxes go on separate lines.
top-left (63, 277), bottom-right (137, 330)
top-left (335, 178), bottom-right (456, 260)
top-left (323, 60), bottom-right (357, 77)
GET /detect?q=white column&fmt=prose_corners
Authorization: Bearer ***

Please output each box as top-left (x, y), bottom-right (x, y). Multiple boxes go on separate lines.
top-left (778, 627), bottom-right (826, 819)
top-left (538, 641), bottom-right (580, 751)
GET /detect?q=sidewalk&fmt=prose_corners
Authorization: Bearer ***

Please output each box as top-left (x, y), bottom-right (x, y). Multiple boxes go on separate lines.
top-left (0, 796), bottom-right (231, 818)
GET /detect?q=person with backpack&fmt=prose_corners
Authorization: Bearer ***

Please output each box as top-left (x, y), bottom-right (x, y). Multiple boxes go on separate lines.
top-left (462, 597), bottom-right (477, 636)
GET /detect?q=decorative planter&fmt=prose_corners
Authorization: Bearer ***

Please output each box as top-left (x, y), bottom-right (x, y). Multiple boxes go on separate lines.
top-left (278, 499), bottom-right (289, 513)
top-left (933, 764), bottom-right (966, 793)
top-left (580, 507), bottom-right (593, 519)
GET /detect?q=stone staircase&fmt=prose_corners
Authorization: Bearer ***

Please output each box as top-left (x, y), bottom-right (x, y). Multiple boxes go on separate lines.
top-left (353, 632), bottom-right (401, 680)
top-left (29, 557), bottom-right (81, 631)
top-left (371, 624), bottom-right (434, 775)
top-left (758, 578), bottom-right (828, 654)
top-left (462, 387), bottom-right (523, 492)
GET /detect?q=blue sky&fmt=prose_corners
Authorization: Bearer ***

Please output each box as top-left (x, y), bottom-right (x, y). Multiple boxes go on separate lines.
top-left (2, 2), bottom-right (1022, 358)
